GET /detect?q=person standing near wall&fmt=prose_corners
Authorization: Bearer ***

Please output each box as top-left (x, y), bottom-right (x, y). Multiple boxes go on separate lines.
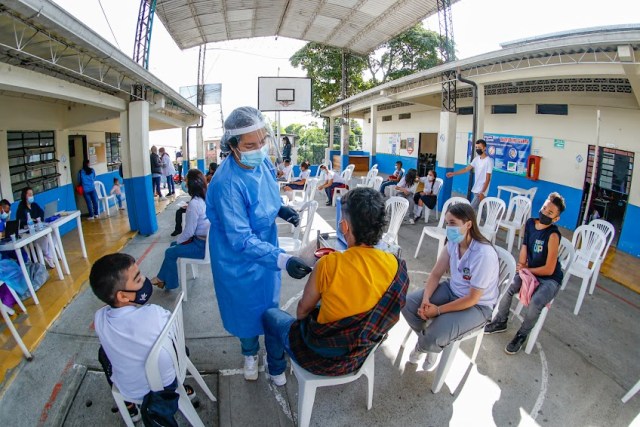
top-left (176, 149), bottom-right (183, 182)
top-left (282, 136), bottom-right (292, 162)
top-left (159, 147), bottom-right (176, 196)
top-left (446, 139), bottom-right (493, 210)
top-left (78, 160), bottom-right (100, 220)
top-left (150, 146), bottom-right (165, 201)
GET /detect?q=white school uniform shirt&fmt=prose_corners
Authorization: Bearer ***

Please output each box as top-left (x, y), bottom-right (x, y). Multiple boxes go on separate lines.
top-left (94, 304), bottom-right (175, 400)
top-left (327, 170), bottom-right (345, 184)
top-left (177, 196), bottom-right (210, 244)
top-left (446, 239), bottom-right (499, 308)
top-left (470, 156), bottom-right (493, 195)
top-left (298, 169), bottom-right (311, 180)
top-left (419, 177), bottom-right (441, 195)
top-left (396, 177), bottom-right (418, 194)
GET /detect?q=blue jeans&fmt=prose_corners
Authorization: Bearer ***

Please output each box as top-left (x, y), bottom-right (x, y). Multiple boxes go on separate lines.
top-left (83, 190), bottom-right (99, 217)
top-left (379, 181), bottom-right (396, 195)
top-left (166, 175), bottom-right (175, 193)
top-left (240, 336), bottom-right (260, 356)
top-left (157, 239), bottom-right (206, 290)
top-left (495, 274), bottom-right (560, 336)
top-left (262, 308), bottom-right (297, 375)
top-left (152, 175), bottom-right (162, 197)
top-left (324, 183), bottom-right (347, 201)
top-left (115, 194), bottom-right (123, 209)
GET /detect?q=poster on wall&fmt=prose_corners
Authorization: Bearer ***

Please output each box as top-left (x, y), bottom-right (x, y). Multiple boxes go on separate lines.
top-left (389, 135), bottom-right (397, 155)
top-left (407, 137), bottom-right (415, 155)
top-left (467, 132), bottom-right (531, 176)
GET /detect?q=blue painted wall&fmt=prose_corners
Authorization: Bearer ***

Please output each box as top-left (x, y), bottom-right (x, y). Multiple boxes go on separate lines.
top-left (618, 204), bottom-right (640, 257)
top-left (375, 153), bottom-right (418, 175)
top-left (123, 174), bottom-right (157, 235)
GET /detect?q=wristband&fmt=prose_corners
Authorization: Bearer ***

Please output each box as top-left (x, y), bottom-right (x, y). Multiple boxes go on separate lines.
top-left (436, 306), bottom-right (441, 316)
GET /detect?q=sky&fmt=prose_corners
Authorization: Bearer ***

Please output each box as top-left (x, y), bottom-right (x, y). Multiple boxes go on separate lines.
top-left (53, 0), bottom-right (638, 149)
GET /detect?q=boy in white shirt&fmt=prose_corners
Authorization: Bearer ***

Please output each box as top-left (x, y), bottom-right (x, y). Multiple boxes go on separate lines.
top-left (446, 139), bottom-right (493, 210)
top-left (91, 253), bottom-right (193, 426)
top-left (277, 159), bottom-right (293, 181)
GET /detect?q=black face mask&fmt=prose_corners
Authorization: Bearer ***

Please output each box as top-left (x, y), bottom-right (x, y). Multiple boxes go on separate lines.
top-left (131, 278), bottom-right (153, 305)
top-left (539, 211), bottom-right (554, 225)
top-left (476, 148), bottom-right (483, 155)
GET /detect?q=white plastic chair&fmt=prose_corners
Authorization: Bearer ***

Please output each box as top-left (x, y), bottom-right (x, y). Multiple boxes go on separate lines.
top-left (0, 281), bottom-right (31, 360)
top-left (525, 187), bottom-right (538, 219)
top-left (331, 168), bottom-right (353, 206)
top-left (278, 168), bottom-right (294, 189)
top-left (498, 196), bottom-right (532, 253)
top-left (477, 197), bottom-right (506, 244)
top-left (291, 340), bottom-right (382, 427)
top-left (587, 219), bottom-right (615, 295)
top-left (95, 181), bottom-right (116, 217)
top-left (421, 177), bottom-right (444, 224)
top-left (513, 237), bottom-right (575, 354)
top-left (291, 178), bottom-right (318, 210)
top-left (177, 232), bottom-right (210, 302)
top-left (278, 201), bottom-right (318, 255)
top-left (414, 197), bottom-right (470, 260)
top-left (357, 168), bottom-right (379, 188)
top-left (372, 176), bottom-right (384, 192)
top-left (111, 294), bottom-right (216, 427)
top-left (560, 225), bottom-right (606, 315)
top-left (381, 197), bottom-right (409, 246)
top-left (622, 379), bottom-right (640, 403)
top-left (401, 246), bottom-right (516, 394)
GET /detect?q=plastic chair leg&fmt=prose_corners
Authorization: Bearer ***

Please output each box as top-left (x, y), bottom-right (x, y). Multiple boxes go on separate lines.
top-left (432, 341), bottom-right (459, 394)
top-left (298, 380), bottom-right (318, 427)
top-left (179, 260), bottom-right (187, 301)
top-left (186, 358), bottom-right (217, 402)
top-left (177, 384), bottom-right (205, 427)
top-left (1, 308), bottom-right (32, 359)
top-left (622, 379), bottom-right (640, 403)
top-left (574, 275), bottom-right (590, 315)
top-left (414, 229), bottom-right (426, 258)
top-left (506, 228), bottom-right (515, 253)
top-left (365, 358), bottom-right (375, 410)
top-left (514, 301), bottom-right (523, 316)
top-left (589, 261), bottom-right (601, 295)
top-left (191, 263), bottom-right (197, 279)
top-left (401, 329), bottom-right (412, 348)
top-left (560, 272), bottom-right (570, 291)
top-left (436, 238), bottom-right (445, 261)
top-left (111, 389), bottom-right (136, 427)
top-left (525, 306), bottom-right (548, 354)
top-left (470, 333), bottom-right (483, 363)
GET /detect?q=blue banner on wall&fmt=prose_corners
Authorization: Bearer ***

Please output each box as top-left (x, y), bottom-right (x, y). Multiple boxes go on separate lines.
top-left (468, 132), bottom-right (531, 176)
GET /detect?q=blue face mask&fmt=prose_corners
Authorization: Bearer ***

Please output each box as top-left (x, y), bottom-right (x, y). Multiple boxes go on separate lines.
top-left (131, 278), bottom-right (153, 305)
top-left (27, 196), bottom-right (35, 204)
top-left (238, 145), bottom-right (269, 168)
top-left (0, 211), bottom-right (8, 220)
top-left (446, 225), bottom-right (466, 244)
top-left (181, 181), bottom-right (188, 193)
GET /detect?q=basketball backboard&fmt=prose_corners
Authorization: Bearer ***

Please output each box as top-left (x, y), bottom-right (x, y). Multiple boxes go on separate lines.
top-left (258, 77), bottom-right (312, 112)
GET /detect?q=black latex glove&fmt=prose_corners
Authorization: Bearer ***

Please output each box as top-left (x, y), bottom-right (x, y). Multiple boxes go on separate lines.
top-left (278, 205), bottom-right (300, 227)
top-left (286, 257), bottom-right (312, 279)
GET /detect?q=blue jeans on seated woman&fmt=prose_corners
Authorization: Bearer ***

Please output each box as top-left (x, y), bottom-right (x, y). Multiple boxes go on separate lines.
top-left (156, 238), bottom-right (206, 290)
top-left (262, 308), bottom-right (297, 375)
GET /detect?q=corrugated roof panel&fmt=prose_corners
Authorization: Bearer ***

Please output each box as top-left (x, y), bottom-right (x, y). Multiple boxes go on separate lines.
top-left (327, 0), bottom-right (360, 7)
top-left (359, 0), bottom-right (393, 17)
top-left (319, 3), bottom-right (359, 21)
top-left (227, 9), bottom-right (254, 22)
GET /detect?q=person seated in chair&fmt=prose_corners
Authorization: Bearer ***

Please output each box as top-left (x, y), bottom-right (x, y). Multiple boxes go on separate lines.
top-left (276, 159), bottom-right (292, 181)
top-left (379, 161), bottom-right (405, 196)
top-left (402, 203), bottom-right (499, 371)
top-left (283, 161), bottom-right (311, 202)
top-left (262, 187), bottom-right (409, 386)
top-left (484, 192), bottom-right (566, 354)
top-left (413, 170), bottom-right (441, 222)
top-left (91, 253), bottom-right (195, 425)
top-left (317, 164), bottom-right (347, 206)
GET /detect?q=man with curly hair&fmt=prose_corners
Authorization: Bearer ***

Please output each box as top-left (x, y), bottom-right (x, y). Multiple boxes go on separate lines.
top-left (261, 187), bottom-right (410, 385)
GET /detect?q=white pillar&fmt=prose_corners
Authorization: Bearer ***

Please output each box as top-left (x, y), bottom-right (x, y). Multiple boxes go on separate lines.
top-left (196, 127), bottom-right (205, 172)
top-left (370, 105), bottom-right (378, 168)
top-left (437, 111), bottom-right (458, 208)
top-left (180, 126), bottom-right (187, 177)
top-left (340, 119), bottom-right (349, 172)
top-left (477, 83), bottom-right (485, 140)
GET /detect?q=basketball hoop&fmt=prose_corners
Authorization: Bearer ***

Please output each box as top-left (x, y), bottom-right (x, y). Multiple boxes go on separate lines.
top-left (277, 100), bottom-right (293, 107)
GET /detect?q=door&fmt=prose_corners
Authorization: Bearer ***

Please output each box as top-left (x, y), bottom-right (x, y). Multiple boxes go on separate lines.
top-left (69, 135), bottom-right (88, 214)
top-left (578, 145), bottom-right (634, 246)
top-left (418, 133), bottom-right (437, 177)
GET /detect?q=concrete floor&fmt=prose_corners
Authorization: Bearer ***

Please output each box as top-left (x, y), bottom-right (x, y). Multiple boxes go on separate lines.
top-left (1, 190), bottom-right (639, 426)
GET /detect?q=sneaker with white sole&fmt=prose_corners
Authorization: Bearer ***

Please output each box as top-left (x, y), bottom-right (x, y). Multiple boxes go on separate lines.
top-left (423, 352), bottom-right (440, 371)
top-left (243, 355), bottom-right (259, 381)
top-left (126, 403), bottom-right (141, 423)
top-left (408, 346), bottom-right (425, 364)
top-left (408, 219), bottom-right (415, 225)
top-left (269, 372), bottom-right (287, 386)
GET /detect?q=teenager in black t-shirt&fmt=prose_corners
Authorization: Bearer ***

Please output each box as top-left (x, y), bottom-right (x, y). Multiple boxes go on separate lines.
top-left (484, 192), bottom-right (566, 354)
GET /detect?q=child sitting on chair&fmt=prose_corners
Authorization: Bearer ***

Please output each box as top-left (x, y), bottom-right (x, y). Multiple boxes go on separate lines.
top-left (90, 253), bottom-right (194, 425)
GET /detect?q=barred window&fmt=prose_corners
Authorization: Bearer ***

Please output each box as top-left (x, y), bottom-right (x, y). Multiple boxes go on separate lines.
top-left (105, 132), bottom-right (122, 172)
top-left (8, 131), bottom-right (59, 200)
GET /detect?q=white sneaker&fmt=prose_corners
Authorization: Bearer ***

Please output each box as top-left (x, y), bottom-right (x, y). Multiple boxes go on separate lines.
top-left (159, 196), bottom-right (167, 201)
top-left (408, 346), bottom-right (425, 364)
top-left (243, 355), bottom-right (259, 381)
top-left (408, 219), bottom-right (415, 225)
top-left (423, 352), bottom-right (440, 371)
top-left (87, 216), bottom-right (94, 220)
top-left (269, 372), bottom-right (287, 386)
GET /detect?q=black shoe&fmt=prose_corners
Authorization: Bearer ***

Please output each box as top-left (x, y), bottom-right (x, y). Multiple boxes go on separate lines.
top-left (505, 333), bottom-right (527, 355)
top-left (126, 403), bottom-right (141, 422)
top-left (325, 201), bottom-right (332, 206)
top-left (171, 230), bottom-right (181, 237)
top-left (484, 320), bottom-right (507, 335)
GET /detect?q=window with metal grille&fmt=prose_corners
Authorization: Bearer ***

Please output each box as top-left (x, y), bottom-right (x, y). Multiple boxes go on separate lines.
top-left (382, 115), bottom-right (392, 122)
top-left (398, 113), bottom-right (411, 120)
top-left (105, 133), bottom-right (121, 172)
top-left (8, 131), bottom-right (59, 201)
top-left (457, 106), bottom-right (474, 115)
top-left (491, 104), bottom-right (517, 114)
top-left (536, 104), bottom-right (568, 115)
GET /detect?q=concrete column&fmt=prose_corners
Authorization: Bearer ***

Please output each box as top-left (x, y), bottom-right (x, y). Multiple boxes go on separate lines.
top-left (196, 127), bottom-right (205, 172)
top-left (370, 105), bottom-right (378, 168)
top-left (477, 83), bottom-right (485, 140)
top-left (327, 117), bottom-right (335, 168)
top-left (181, 127), bottom-right (188, 176)
top-left (340, 120), bottom-right (349, 172)
top-left (0, 130), bottom-right (11, 201)
top-left (436, 111), bottom-right (458, 210)
top-left (123, 100), bottom-right (157, 235)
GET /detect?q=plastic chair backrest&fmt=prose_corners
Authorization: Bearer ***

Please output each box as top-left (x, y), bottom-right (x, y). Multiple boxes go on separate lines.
top-left (95, 181), bottom-right (107, 198)
top-left (292, 201), bottom-right (318, 246)
top-left (434, 178), bottom-right (444, 196)
top-left (505, 195), bottom-right (531, 226)
top-left (572, 225), bottom-right (606, 269)
top-left (373, 176), bottom-right (384, 192)
top-left (385, 197), bottom-right (409, 242)
top-left (145, 294), bottom-right (187, 391)
top-left (477, 197), bottom-right (506, 231)
top-left (493, 246), bottom-right (517, 319)
top-left (341, 168), bottom-right (353, 183)
top-left (588, 219), bottom-right (615, 261)
top-left (558, 237), bottom-right (576, 273)
top-left (346, 164), bottom-right (355, 172)
top-left (526, 187), bottom-right (538, 200)
top-left (437, 197), bottom-right (471, 229)
top-left (364, 168), bottom-right (379, 186)
top-left (303, 178), bottom-right (318, 202)
top-left (284, 168), bottom-right (294, 181)
top-left (371, 164), bottom-right (378, 170)
top-left (203, 229), bottom-right (211, 262)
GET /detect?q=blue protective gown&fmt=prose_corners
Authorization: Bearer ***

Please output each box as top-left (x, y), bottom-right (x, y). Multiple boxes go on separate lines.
top-left (206, 156), bottom-right (284, 338)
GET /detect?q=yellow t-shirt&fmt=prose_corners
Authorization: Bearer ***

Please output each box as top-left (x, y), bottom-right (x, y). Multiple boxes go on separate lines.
top-left (315, 246), bottom-right (398, 324)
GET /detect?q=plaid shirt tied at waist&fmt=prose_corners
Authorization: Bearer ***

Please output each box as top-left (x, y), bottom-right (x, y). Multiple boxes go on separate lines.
top-left (288, 258), bottom-right (409, 376)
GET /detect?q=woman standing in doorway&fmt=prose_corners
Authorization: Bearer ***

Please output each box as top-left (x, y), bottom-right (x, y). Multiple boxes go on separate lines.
top-left (78, 160), bottom-right (100, 219)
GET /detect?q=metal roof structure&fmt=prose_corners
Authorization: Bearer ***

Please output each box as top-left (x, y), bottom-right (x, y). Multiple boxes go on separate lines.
top-left (320, 24), bottom-right (640, 117)
top-left (154, 0), bottom-right (454, 55)
top-left (0, 0), bottom-right (203, 122)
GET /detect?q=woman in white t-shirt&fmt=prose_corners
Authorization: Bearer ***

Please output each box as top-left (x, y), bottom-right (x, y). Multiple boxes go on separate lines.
top-left (401, 203), bottom-right (499, 371)
top-left (283, 161), bottom-right (311, 201)
top-left (387, 168), bottom-right (418, 224)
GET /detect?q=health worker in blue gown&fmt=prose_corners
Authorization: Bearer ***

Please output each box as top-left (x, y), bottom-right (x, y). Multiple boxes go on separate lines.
top-left (206, 106), bottom-right (312, 382)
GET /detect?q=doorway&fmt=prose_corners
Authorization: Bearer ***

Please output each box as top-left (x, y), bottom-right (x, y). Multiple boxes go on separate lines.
top-left (418, 133), bottom-right (437, 177)
top-left (578, 145), bottom-right (634, 246)
top-left (68, 135), bottom-right (88, 214)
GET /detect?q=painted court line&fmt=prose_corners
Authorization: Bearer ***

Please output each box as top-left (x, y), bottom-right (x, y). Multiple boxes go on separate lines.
top-left (38, 357), bottom-right (74, 425)
top-left (136, 236), bottom-right (161, 265)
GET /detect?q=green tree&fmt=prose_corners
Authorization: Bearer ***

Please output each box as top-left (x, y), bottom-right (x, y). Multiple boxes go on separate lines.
top-left (290, 23), bottom-right (447, 114)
